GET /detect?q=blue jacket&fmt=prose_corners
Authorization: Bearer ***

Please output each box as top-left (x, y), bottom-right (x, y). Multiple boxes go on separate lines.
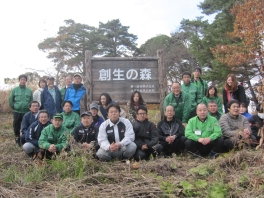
top-left (21, 111), bottom-right (39, 134)
top-left (41, 86), bottom-right (61, 118)
top-left (25, 120), bottom-right (51, 147)
top-left (92, 115), bottom-right (104, 127)
top-left (64, 84), bottom-right (86, 111)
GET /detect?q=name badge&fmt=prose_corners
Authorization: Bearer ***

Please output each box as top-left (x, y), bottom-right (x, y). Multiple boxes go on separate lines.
top-left (195, 130), bottom-right (202, 136)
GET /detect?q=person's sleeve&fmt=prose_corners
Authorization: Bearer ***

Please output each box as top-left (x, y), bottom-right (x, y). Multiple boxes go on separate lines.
top-left (38, 128), bottom-right (51, 150)
top-left (175, 120), bottom-right (185, 138)
top-left (120, 119), bottom-right (134, 146)
top-left (238, 86), bottom-right (247, 106)
top-left (71, 127), bottom-right (79, 142)
top-left (208, 119), bottom-right (222, 141)
top-left (185, 119), bottom-right (199, 142)
top-left (182, 94), bottom-right (191, 123)
top-left (29, 90), bottom-right (33, 102)
top-left (26, 126), bottom-right (38, 147)
top-left (64, 88), bottom-right (69, 101)
top-left (21, 114), bottom-right (28, 134)
top-left (196, 86), bottom-right (203, 104)
top-left (127, 102), bottom-right (135, 123)
top-left (163, 95), bottom-right (169, 111)
top-left (222, 89), bottom-right (228, 113)
top-left (55, 134), bottom-right (67, 152)
top-left (120, 107), bottom-right (126, 118)
top-left (219, 115), bottom-right (239, 137)
top-left (73, 114), bottom-right (81, 130)
top-left (242, 117), bottom-right (252, 133)
top-left (40, 91), bottom-right (44, 110)
top-left (204, 81), bottom-right (208, 96)
top-left (97, 122), bottom-right (110, 151)
top-left (8, 89), bottom-right (14, 109)
top-left (146, 123), bottom-right (159, 148)
top-left (217, 97), bottom-right (223, 113)
top-left (201, 96), bottom-right (207, 106)
top-left (157, 121), bottom-right (166, 141)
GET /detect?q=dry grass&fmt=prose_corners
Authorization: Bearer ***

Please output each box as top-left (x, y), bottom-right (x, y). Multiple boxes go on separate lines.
top-left (1, 113), bottom-right (264, 197)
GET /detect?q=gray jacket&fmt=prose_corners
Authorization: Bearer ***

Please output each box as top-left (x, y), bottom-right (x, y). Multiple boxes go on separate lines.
top-left (219, 113), bottom-right (251, 137)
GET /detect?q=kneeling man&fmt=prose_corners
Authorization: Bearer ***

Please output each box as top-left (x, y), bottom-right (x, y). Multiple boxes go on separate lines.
top-left (185, 103), bottom-right (223, 158)
top-left (38, 113), bottom-right (67, 159)
top-left (96, 103), bottom-right (136, 161)
top-left (219, 100), bottom-right (255, 151)
top-left (72, 111), bottom-right (99, 151)
top-left (132, 106), bottom-right (162, 161)
top-left (22, 110), bottom-right (51, 157)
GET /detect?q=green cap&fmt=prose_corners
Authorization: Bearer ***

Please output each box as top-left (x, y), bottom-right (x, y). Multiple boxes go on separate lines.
top-left (53, 113), bottom-right (63, 120)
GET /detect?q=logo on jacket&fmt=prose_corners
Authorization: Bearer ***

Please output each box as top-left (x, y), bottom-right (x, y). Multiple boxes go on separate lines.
top-left (107, 130), bottom-right (113, 133)
top-left (146, 131), bottom-right (149, 134)
top-left (121, 129), bottom-right (125, 133)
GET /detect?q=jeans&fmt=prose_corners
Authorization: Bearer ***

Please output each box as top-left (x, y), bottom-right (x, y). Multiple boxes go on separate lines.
top-left (22, 142), bottom-right (40, 155)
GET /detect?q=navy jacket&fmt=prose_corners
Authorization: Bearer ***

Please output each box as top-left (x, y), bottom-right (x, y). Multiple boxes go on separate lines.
top-left (21, 111), bottom-right (39, 134)
top-left (41, 86), bottom-right (61, 118)
top-left (25, 120), bottom-right (51, 147)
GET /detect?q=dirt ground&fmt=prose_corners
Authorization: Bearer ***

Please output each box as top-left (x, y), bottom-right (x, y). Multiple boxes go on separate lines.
top-left (1, 113), bottom-right (264, 198)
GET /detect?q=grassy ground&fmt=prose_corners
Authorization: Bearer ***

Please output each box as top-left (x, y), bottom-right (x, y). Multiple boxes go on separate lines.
top-left (1, 113), bottom-right (264, 197)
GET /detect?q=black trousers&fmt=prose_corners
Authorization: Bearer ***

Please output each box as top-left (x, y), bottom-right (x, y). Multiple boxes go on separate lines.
top-left (134, 144), bottom-right (163, 161)
top-left (13, 112), bottom-right (25, 137)
top-left (159, 136), bottom-right (186, 155)
top-left (185, 137), bottom-right (224, 155)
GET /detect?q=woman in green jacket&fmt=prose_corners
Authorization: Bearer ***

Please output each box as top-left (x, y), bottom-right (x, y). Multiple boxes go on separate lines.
top-left (202, 85), bottom-right (223, 113)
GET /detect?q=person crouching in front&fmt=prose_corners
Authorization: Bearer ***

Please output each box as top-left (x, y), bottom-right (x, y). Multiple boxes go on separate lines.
top-left (37, 113), bottom-right (67, 160)
top-left (72, 111), bottom-right (99, 153)
top-left (96, 103), bottom-right (136, 161)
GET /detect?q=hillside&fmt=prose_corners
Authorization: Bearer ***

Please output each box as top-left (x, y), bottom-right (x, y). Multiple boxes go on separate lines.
top-left (0, 113), bottom-right (264, 197)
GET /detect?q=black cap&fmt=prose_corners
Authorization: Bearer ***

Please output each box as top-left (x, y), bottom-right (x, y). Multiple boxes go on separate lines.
top-left (81, 111), bottom-right (92, 117)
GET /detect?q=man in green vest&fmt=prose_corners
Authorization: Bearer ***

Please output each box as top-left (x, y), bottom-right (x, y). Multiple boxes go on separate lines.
top-left (9, 74), bottom-right (33, 146)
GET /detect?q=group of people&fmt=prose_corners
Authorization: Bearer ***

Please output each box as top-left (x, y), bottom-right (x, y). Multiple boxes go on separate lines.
top-left (8, 68), bottom-right (263, 162)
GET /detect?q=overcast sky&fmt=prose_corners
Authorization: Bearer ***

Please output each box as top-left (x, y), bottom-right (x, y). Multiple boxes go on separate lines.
top-left (0, 0), bottom-right (215, 86)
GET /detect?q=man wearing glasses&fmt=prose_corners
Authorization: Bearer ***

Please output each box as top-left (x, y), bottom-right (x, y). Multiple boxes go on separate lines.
top-left (96, 103), bottom-right (136, 161)
top-left (132, 105), bottom-right (162, 161)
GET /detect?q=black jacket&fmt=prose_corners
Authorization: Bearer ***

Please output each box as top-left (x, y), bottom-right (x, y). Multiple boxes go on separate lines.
top-left (249, 114), bottom-right (263, 139)
top-left (132, 119), bottom-right (159, 149)
top-left (72, 124), bottom-right (99, 149)
top-left (157, 117), bottom-right (184, 141)
top-left (223, 85), bottom-right (247, 113)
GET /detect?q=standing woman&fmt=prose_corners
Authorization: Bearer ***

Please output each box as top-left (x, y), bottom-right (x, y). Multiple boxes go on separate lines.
top-left (202, 85), bottom-right (223, 113)
top-left (33, 79), bottom-right (47, 107)
top-left (98, 93), bottom-right (126, 120)
top-left (127, 91), bottom-right (146, 123)
top-left (223, 74), bottom-right (247, 113)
